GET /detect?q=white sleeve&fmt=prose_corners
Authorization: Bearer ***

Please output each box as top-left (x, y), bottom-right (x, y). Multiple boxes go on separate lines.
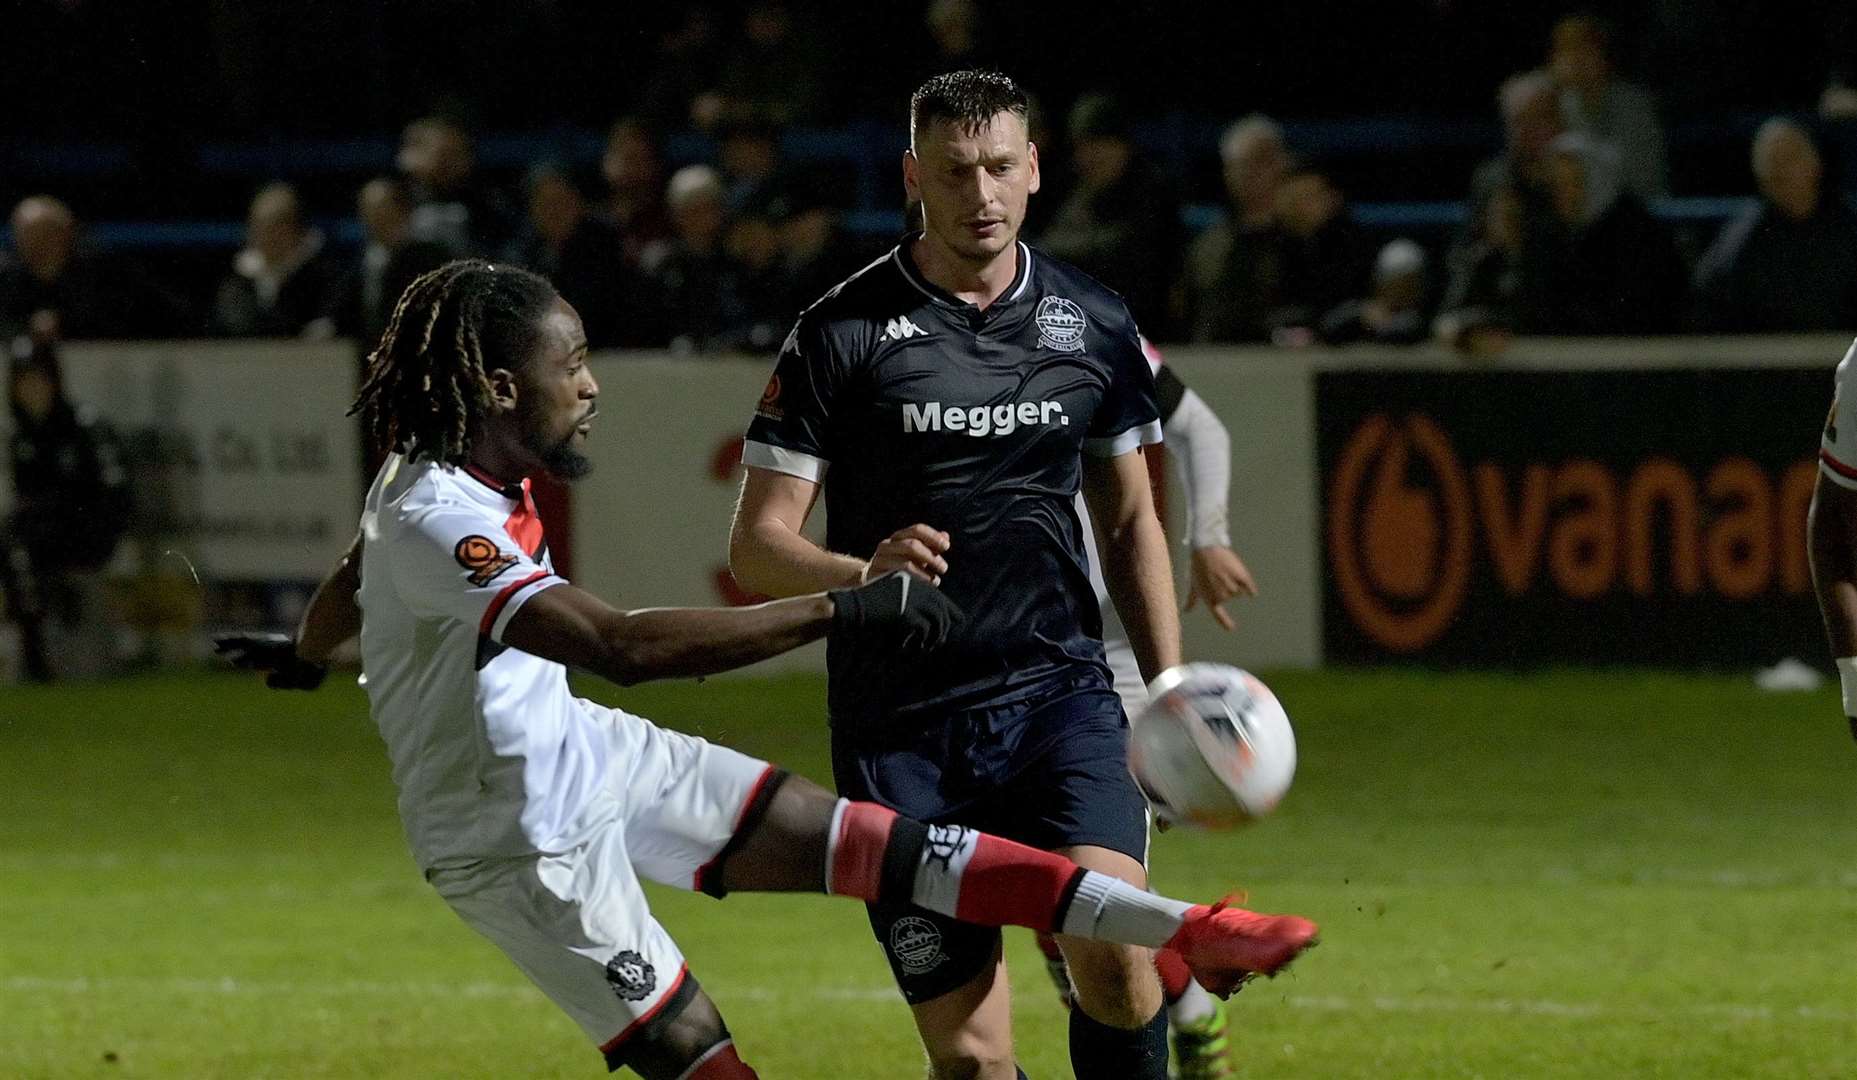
top-left (1161, 387), bottom-right (1233, 549)
top-left (388, 505), bottom-right (565, 640)
top-left (1821, 339), bottom-right (1857, 490)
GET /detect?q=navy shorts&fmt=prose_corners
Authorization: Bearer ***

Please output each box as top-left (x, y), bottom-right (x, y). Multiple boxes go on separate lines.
top-left (830, 673), bottom-right (1151, 1005)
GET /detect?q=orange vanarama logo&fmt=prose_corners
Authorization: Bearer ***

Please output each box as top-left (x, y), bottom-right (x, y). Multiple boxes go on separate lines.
top-left (1328, 413), bottom-right (1815, 653)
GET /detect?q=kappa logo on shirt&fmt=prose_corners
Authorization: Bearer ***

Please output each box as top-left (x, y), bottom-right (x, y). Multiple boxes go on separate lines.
top-left (882, 316), bottom-right (928, 341)
top-left (453, 535), bottom-right (518, 587)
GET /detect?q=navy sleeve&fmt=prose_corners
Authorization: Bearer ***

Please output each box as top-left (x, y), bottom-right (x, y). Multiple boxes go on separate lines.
top-left (1083, 308), bottom-right (1164, 458)
top-left (742, 317), bottom-right (848, 482)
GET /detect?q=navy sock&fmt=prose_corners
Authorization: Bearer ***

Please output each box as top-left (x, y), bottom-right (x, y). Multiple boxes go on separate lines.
top-left (1068, 1004), bottom-right (1168, 1080)
top-left (1016, 1071), bottom-right (1030, 1080)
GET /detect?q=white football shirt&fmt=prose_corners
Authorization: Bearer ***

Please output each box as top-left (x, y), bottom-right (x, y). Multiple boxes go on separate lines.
top-left (1821, 339), bottom-right (1857, 490)
top-left (356, 453), bottom-right (611, 870)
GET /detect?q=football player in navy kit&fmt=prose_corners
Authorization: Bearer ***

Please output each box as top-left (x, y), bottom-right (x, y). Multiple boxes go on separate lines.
top-left (730, 71), bottom-right (1306, 1080)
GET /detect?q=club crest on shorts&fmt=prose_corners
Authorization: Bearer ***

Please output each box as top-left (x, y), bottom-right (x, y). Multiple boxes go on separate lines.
top-left (604, 950), bottom-right (657, 1002)
top-left (889, 915), bottom-right (946, 975)
top-left (1035, 296), bottom-right (1087, 352)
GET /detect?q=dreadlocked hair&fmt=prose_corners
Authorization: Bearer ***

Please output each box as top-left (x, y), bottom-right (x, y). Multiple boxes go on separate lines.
top-left (350, 259), bottom-right (556, 467)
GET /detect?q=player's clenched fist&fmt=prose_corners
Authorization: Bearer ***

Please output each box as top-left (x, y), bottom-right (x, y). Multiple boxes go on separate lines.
top-left (863, 524), bottom-right (951, 585)
top-left (829, 570), bottom-right (965, 650)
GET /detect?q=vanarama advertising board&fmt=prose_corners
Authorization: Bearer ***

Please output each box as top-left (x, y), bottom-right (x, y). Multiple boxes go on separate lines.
top-left (1318, 368), bottom-right (1825, 667)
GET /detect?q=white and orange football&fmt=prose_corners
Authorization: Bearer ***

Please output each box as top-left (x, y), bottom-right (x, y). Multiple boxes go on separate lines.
top-left (1129, 663), bottom-right (1297, 829)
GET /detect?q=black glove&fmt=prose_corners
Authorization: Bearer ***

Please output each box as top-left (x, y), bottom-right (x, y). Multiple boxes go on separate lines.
top-left (828, 570), bottom-right (965, 650)
top-left (213, 632), bottom-right (329, 691)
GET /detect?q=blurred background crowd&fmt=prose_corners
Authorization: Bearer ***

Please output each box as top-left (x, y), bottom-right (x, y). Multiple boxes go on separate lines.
top-left (8, 0), bottom-right (1857, 359)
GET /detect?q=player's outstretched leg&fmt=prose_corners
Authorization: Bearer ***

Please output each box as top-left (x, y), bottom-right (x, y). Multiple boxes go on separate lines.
top-left (712, 778), bottom-right (1317, 988)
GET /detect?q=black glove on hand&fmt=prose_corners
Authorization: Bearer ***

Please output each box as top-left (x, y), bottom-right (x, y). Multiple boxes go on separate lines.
top-left (829, 570), bottom-right (965, 650)
top-left (213, 632), bottom-right (328, 691)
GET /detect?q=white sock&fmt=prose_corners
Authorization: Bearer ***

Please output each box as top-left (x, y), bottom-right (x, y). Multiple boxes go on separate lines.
top-left (1058, 870), bottom-right (1193, 947)
top-left (1169, 977), bottom-right (1218, 1025)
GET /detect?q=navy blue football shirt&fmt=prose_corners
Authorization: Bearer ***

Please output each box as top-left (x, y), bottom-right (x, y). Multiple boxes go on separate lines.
top-left (743, 237), bottom-right (1162, 729)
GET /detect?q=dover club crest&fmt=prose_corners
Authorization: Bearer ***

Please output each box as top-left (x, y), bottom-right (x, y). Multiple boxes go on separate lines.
top-left (1035, 296), bottom-right (1087, 352)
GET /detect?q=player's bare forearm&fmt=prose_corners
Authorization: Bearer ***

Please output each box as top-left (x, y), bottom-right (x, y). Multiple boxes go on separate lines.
top-left (296, 533), bottom-right (363, 666)
top-left (1084, 450), bottom-right (1183, 683)
top-left (730, 467), bottom-right (868, 597)
top-left (1808, 475), bottom-right (1857, 658)
top-left (506, 584), bottom-right (836, 686)
top-left (731, 516), bottom-right (867, 597)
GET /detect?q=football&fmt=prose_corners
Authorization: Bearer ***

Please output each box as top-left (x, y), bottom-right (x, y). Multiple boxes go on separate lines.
top-left (1129, 663), bottom-right (1297, 829)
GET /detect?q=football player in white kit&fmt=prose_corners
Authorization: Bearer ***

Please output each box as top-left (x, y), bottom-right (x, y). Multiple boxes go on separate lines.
top-left (1049, 339), bottom-right (1256, 1078)
top-left (1809, 337), bottom-right (1857, 745)
top-left (216, 260), bottom-right (1316, 1078)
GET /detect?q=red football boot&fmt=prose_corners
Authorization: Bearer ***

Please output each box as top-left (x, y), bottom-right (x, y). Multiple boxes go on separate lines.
top-left (1164, 898), bottom-right (1318, 997)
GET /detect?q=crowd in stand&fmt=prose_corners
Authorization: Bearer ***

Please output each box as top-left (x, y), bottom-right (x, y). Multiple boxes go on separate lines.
top-left (5, 10), bottom-right (1857, 357)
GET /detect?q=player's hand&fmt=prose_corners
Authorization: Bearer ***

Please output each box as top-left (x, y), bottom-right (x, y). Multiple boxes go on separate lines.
top-left (213, 632), bottom-right (329, 691)
top-left (863, 524), bottom-right (951, 585)
top-left (829, 570), bottom-right (965, 650)
top-left (1186, 546), bottom-right (1258, 632)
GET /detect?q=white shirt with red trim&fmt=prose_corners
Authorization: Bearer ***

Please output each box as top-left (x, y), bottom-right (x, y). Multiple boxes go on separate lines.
top-left (357, 452), bottom-right (610, 870)
top-left (1822, 339), bottom-right (1857, 490)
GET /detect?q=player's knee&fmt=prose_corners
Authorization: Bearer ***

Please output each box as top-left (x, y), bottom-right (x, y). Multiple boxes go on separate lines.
top-left (617, 987), bottom-right (741, 1080)
top-left (924, 1037), bottom-right (1015, 1080)
top-left (1064, 941), bottom-right (1161, 1028)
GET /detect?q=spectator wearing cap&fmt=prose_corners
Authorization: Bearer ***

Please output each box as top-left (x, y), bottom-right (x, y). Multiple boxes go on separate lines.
top-left (1525, 132), bottom-right (1688, 334)
top-left (1185, 115), bottom-right (1290, 343)
top-left (1265, 165), bottom-right (1372, 344)
top-left (505, 166), bottom-right (632, 350)
top-left (1319, 239), bottom-right (1432, 346)
top-left (211, 182), bottom-right (343, 338)
top-left (1693, 119), bottom-right (1857, 332)
top-left (397, 116), bottom-right (516, 257)
top-left (643, 165), bottom-right (746, 353)
top-left (1549, 13), bottom-right (1667, 200)
top-left (326, 177), bottom-right (452, 349)
top-left (0, 196), bottom-right (192, 341)
top-left (1038, 92), bottom-right (1182, 335)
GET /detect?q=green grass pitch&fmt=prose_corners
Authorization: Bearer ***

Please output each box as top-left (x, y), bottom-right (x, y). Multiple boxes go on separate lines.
top-left (3, 668), bottom-right (1855, 1078)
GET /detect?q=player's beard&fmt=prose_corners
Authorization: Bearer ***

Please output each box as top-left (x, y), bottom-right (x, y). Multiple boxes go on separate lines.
top-left (521, 404), bottom-right (595, 481)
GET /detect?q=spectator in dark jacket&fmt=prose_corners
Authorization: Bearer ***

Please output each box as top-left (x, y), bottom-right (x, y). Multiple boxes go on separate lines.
top-left (643, 165), bottom-right (745, 354)
top-left (327, 177), bottom-right (452, 349)
top-left (1527, 132), bottom-right (1688, 335)
top-left (3, 335), bottom-right (129, 681)
top-left (397, 117), bottom-right (516, 257)
top-left (211, 183), bottom-right (343, 338)
top-left (507, 166), bottom-right (632, 349)
top-left (1694, 118), bottom-right (1857, 332)
top-left (1266, 165), bottom-right (1373, 343)
top-left (0, 196), bottom-right (192, 341)
top-left (1038, 93), bottom-right (1182, 334)
top-left (1185, 115), bottom-right (1290, 343)
top-left (601, 117), bottom-right (673, 271)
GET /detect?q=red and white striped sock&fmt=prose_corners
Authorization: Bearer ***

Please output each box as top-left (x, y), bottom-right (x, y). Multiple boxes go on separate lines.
top-left (824, 799), bottom-right (1191, 944)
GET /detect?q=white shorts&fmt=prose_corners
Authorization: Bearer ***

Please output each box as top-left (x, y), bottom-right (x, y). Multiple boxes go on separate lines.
top-left (1104, 636), bottom-right (1149, 722)
top-left (427, 705), bottom-right (777, 1064)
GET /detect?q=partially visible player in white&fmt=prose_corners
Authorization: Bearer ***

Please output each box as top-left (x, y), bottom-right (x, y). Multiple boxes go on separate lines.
top-left (1082, 337), bottom-right (1257, 713)
top-left (214, 260), bottom-right (1317, 1079)
top-left (1808, 336), bottom-right (1857, 745)
top-left (1064, 337), bottom-right (1257, 1078)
